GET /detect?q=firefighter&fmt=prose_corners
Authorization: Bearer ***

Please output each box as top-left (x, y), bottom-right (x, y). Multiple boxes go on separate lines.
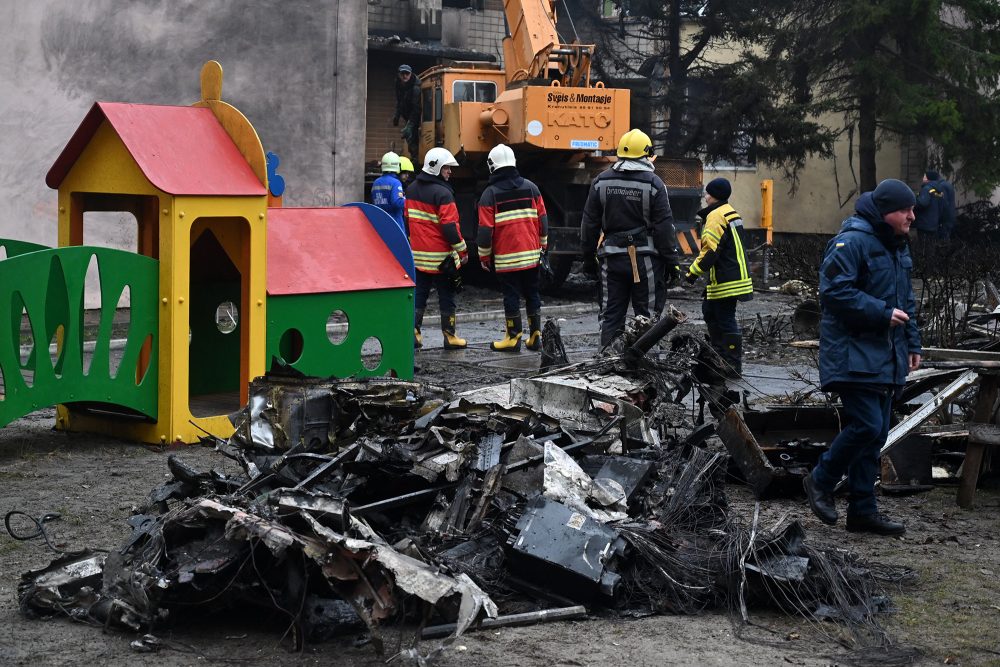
top-left (581, 128), bottom-right (680, 348)
top-left (476, 144), bottom-right (548, 352)
top-left (405, 147), bottom-right (468, 349)
top-left (371, 151), bottom-right (405, 231)
top-left (685, 177), bottom-right (753, 377)
top-left (398, 155), bottom-right (415, 186)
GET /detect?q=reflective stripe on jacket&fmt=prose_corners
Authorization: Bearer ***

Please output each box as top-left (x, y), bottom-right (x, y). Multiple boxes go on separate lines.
top-left (477, 172), bottom-right (548, 273)
top-left (580, 163), bottom-right (679, 267)
top-left (690, 201), bottom-right (753, 300)
top-left (405, 172), bottom-right (466, 274)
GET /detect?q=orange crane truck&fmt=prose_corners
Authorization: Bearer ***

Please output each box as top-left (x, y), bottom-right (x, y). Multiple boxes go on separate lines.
top-left (415, 0), bottom-right (703, 288)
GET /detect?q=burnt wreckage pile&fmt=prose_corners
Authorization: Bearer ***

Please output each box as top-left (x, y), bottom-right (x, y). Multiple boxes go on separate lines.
top-left (18, 319), bottom-right (913, 662)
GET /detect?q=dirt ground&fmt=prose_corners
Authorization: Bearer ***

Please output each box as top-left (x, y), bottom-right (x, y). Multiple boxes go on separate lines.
top-left (1, 284), bottom-right (999, 667)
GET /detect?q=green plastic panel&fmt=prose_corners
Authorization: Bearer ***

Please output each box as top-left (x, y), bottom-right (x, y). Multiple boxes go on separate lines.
top-left (0, 246), bottom-right (159, 426)
top-left (266, 288), bottom-right (414, 380)
top-left (0, 238), bottom-right (51, 258)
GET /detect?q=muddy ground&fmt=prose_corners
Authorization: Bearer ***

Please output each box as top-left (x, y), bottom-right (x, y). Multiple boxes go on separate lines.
top-left (1, 280), bottom-right (999, 667)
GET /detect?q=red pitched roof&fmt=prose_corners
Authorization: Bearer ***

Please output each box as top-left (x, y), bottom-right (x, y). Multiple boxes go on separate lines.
top-left (267, 207), bottom-right (413, 295)
top-left (46, 102), bottom-right (265, 195)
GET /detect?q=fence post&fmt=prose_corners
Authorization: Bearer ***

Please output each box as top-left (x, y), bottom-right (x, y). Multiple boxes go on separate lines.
top-left (760, 179), bottom-right (773, 287)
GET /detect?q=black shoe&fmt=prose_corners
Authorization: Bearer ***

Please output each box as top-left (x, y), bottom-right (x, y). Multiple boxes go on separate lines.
top-left (846, 513), bottom-right (905, 536)
top-left (803, 474), bottom-right (838, 525)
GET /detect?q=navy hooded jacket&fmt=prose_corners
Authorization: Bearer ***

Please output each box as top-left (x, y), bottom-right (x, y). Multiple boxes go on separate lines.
top-left (818, 193), bottom-right (921, 389)
top-left (914, 178), bottom-right (955, 234)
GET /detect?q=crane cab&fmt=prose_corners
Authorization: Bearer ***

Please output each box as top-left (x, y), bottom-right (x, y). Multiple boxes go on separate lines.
top-left (418, 63), bottom-right (507, 160)
top-left (418, 62), bottom-right (629, 163)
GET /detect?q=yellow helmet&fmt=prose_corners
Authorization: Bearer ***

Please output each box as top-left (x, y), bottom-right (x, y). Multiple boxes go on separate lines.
top-left (399, 156), bottom-right (415, 173)
top-left (617, 128), bottom-right (653, 159)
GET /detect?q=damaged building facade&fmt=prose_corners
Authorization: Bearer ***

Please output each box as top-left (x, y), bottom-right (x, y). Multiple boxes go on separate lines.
top-left (365, 0), bottom-right (506, 166)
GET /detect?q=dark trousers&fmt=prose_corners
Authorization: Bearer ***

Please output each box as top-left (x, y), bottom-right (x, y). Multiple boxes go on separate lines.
top-left (598, 253), bottom-right (665, 347)
top-left (702, 297), bottom-right (739, 343)
top-left (811, 385), bottom-right (893, 517)
top-left (497, 267), bottom-right (541, 315)
top-left (402, 120), bottom-right (419, 158)
top-left (414, 269), bottom-right (456, 316)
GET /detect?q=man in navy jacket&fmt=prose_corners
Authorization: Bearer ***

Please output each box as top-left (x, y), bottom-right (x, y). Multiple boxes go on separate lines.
top-left (914, 169), bottom-right (956, 240)
top-left (803, 179), bottom-right (922, 536)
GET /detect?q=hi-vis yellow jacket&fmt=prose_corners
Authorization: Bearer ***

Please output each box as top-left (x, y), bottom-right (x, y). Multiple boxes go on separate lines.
top-left (689, 201), bottom-right (753, 300)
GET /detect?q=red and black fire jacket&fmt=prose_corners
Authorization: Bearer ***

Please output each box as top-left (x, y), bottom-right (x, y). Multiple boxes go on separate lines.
top-left (476, 169), bottom-right (548, 272)
top-left (405, 172), bottom-right (467, 274)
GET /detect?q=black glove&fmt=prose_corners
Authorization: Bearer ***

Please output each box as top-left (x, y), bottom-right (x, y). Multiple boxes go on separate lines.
top-left (539, 252), bottom-right (554, 281)
top-left (392, 115), bottom-right (400, 127)
top-left (438, 256), bottom-right (464, 293)
top-left (582, 254), bottom-right (599, 276)
top-left (684, 272), bottom-right (698, 285)
top-left (665, 264), bottom-right (681, 286)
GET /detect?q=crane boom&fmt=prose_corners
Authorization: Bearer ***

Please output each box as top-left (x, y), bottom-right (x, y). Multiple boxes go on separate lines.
top-left (502, 0), bottom-right (592, 87)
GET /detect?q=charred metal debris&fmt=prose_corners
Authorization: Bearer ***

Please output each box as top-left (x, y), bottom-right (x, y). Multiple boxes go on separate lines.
top-left (19, 315), bottom-right (916, 664)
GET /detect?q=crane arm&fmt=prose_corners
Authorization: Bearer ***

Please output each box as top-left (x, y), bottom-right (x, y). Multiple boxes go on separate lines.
top-left (502, 0), bottom-right (592, 86)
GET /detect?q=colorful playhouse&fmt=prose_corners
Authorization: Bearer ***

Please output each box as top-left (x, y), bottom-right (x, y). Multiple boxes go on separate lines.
top-left (0, 61), bottom-right (414, 445)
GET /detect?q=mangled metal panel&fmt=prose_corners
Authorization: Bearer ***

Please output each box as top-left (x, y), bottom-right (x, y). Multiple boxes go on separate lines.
top-left (508, 497), bottom-right (627, 598)
top-left (718, 405), bottom-right (844, 499)
top-left (510, 375), bottom-right (655, 446)
top-left (579, 455), bottom-right (655, 508)
top-left (501, 435), bottom-right (546, 498)
top-left (542, 442), bottom-right (628, 523)
top-left (716, 407), bottom-right (779, 499)
top-left (881, 370), bottom-right (979, 456)
top-left (880, 435), bottom-right (933, 491)
top-left (18, 551), bottom-right (107, 620)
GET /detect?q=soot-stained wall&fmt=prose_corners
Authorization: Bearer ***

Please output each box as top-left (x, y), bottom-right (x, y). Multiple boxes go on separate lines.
top-left (0, 0), bottom-right (368, 249)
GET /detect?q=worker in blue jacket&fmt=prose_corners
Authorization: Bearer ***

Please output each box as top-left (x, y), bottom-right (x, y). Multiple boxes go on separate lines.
top-left (803, 179), bottom-right (922, 537)
top-left (914, 169), bottom-right (956, 240)
top-left (371, 152), bottom-right (406, 232)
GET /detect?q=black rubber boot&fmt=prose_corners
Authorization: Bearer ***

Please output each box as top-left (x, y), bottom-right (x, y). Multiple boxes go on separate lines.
top-left (441, 313), bottom-right (467, 350)
top-left (525, 312), bottom-right (542, 351)
top-left (414, 308), bottom-right (424, 349)
top-left (721, 333), bottom-right (743, 378)
top-left (490, 314), bottom-right (523, 352)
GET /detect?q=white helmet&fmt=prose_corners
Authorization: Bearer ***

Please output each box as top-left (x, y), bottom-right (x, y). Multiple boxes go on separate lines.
top-left (423, 147), bottom-right (459, 176)
top-left (380, 151), bottom-right (401, 173)
top-left (487, 144), bottom-right (516, 173)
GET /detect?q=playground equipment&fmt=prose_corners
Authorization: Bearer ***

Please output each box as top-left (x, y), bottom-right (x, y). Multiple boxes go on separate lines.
top-left (0, 61), bottom-right (414, 444)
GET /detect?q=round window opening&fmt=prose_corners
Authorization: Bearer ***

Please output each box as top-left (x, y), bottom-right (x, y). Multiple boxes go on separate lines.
top-left (216, 301), bottom-right (239, 334)
top-left (327, 310), bottom-right (349, 345)
top-left (279, 328), bottom-right (305, 364)
top-left (361, 336), bottom-right (383, 371)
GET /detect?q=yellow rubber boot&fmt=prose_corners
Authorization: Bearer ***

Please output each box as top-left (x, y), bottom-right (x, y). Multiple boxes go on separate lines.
top-left (490, 315), bottom-right (523, 352)
top-left (525, 312), bottom-right (542, 351)
top-left (441, 313), bottom-right (467, 350)
top-left (414, 309), bottom-right (424, 349)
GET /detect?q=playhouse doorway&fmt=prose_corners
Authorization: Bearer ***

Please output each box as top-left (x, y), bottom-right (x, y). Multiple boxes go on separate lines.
top-left (189, 217), bottom-right (250, 417)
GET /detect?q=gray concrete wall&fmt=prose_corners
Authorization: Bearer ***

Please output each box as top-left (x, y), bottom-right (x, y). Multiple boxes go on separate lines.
top-left (0, 0), bottom-right (367, 250)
